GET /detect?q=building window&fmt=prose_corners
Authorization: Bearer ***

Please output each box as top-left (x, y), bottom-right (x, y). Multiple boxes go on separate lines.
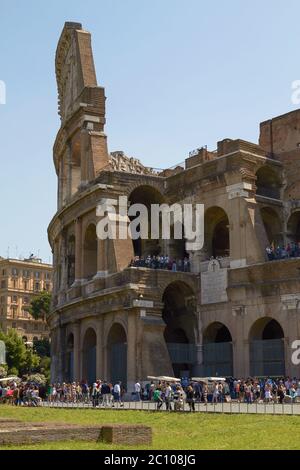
top-left (45, 272), bottom-right (51, 280)
top-left (34, 323), bottom-right (38, 331)
top-left (0, 296), bottom-right (4, 304)
top-left (12, 268), bottom-right (18, 277)
top-left (23, 270), bottom-right (30, 278)
top-left (13, 280), bottom-right (17, 289)
top-left (1, 280), bottom-right (6, 289)
top-left (12, 322), bottom-right (17, 328)
top-left (34, 282), bottom-right (40, 292)
top-left (23, 281), bottom-right (28, 290)
top-left (2, 269), bottom-right (6, 276)
top-left (34, 271), bottom-right (40, 279)
top-left (11, 295), bottom-right (18, 303)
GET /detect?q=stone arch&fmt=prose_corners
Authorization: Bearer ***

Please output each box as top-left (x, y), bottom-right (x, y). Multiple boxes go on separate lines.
top-left (66, 332), bottom-right (74, 382)
top-left (83, 223), bottom-right (97, 280)
top-left (106, 323), bottom-right (127, 389)
top-left (202, 322), bottom-right (233, 377)
top-left (287, 210), bottom-right (300, 245)
top-left (256, 166), bottom-right (281, 199)
top-left (67, 234), bottom-right (76, 287)
top-left (162, 281), bottom-right (197, 378)
top-left (82, 327), bottom-right (97, 384)
top-left (128, 184), bottom-right (166, 258)
top-left (249, 317), bottom-right (285, 377)
top-left (204, 206), bottom-right (230, 258)
top-left (260, 206), bottom-right (282, 246)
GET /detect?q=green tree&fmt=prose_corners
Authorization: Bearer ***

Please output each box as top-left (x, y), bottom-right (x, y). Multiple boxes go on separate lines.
top-left (0, 329), bottom-right (26, 374)
top-left (33, 337), bottom-right (50, 357)
top-left (0, 329), bottom-right (40, 376)
top-left (29, 291), bottom-right (51, 320)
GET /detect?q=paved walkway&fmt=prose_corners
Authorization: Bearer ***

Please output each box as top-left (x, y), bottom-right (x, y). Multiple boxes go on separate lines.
top-left (41, 400), bottom-right (300, 415)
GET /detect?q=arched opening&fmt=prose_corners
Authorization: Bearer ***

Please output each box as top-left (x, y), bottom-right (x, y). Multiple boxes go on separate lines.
top-left (204, 207), bottom-right (230, 258)
top-left (249, 318), bottom-right (285, 377)
top-left (67, 235), bottom-right (75, 287)
top-left (83, 224), bottom-right (97, 280)
top-left (82, 328), bottom-right (97, 385)
top-left (256, 166), bottom-right (281, 200)
top-left (66, 333), bottom-right (74, 382)
top-left (107, 323), bottom-right (127, 389)
top-left (128, 185), bottom-right (165, 258)
top-left (260, 207), bottom-right (282, 246)
top-left (168, 221), bottom-right (188, 262)
top-left (162, 281), bottom-right (196, 378)
top-left (287, 211), bottom-right (300, 247)
top-left (202, 322), bottom-right (233, 376)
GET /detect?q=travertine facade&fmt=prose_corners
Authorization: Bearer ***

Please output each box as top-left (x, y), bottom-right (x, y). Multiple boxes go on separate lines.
top-left (0, 257), bottom-right (52, 341)
top-left (49, 22), bottom-right (300, 387)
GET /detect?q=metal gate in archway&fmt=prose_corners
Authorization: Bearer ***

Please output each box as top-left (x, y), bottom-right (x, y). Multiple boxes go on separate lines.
top-left (85, 346), bottom-right (96, 385)
top-left (202, 342), bottom-right (233, 377)
top-left (110, 343), bottom-right (127, 389)
top-left (250, 339), bottom-right (285, 376)
top-left (67, 351), bottom-right (74, 382)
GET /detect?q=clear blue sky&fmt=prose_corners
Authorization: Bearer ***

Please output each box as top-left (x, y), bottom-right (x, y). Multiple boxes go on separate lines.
top-left (1, 0), bottom-right (299, 262)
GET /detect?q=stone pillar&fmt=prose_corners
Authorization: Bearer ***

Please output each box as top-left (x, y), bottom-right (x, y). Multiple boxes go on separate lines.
top-left (73, 322), bottom-right (81, 381)
top-left (96, 317), bottom-right (104, 379)
top-left (94, 239), bottom-right (108, 278)
top-left (66, 141), bottom-right (72, 202)
top-left (127, 312), bottom-right (137, 392)
top-left (74, 217), bottom-right (83, 283)
top-left (55, 324), bottom-right (67, 382)
top-left (193, 343), bottom-right (204, 376)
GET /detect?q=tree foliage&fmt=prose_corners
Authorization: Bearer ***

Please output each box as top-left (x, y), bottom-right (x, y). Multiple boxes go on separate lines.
top-left (0, 329), bottom-right (40, 376)
top-left (29, 291), bottom-right (51, 320)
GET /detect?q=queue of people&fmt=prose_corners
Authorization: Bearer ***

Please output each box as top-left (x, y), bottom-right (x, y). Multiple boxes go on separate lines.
top-left (130, 255), bottom-right (191, 272)
top-left (2, 376), bottom-right (300, 409)
top-left (266, 242), bottom-right (300, 260)
top-left (0, 381), bottom-right (42, 406)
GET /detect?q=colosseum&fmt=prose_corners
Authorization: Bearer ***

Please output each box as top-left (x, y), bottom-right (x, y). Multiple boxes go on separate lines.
top-left (48, 22), bottom-right (300, 389)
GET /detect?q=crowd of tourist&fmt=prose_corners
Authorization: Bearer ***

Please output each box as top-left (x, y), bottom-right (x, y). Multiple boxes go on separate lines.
top-left (2, 376), bottom-right (300, 409)
top-left (266, 242), bottom-right (300, 260)
top-left (130, 255), bottom-right (191, 272)
top-left (0, 380), bottom-right (43, 406)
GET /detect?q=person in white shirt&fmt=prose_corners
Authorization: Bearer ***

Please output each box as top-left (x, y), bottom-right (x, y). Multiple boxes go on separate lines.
top-left (112, 382), bottom-right (123, 406)
top-left (134, 381), bottom-right (141, 401)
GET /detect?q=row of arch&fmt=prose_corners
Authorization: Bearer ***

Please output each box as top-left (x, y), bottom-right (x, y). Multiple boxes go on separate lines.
top-left (65, 280), bottom-right (287, 384)
top-left (162, 281), bottom-right (286, 378)
top-left (61, 179), bottom-right (300, 289)
top-left (66, 323), bottom-right (128, 386)
top-left (65, 204), bottom-right (300, 283)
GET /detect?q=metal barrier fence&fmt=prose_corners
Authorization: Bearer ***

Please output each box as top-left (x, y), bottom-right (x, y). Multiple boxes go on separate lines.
top-left (39, 399), bottom-right (300, 415)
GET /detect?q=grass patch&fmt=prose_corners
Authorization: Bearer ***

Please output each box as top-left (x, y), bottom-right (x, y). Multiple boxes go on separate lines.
top-left (0, 406), bottom-right (299, 450)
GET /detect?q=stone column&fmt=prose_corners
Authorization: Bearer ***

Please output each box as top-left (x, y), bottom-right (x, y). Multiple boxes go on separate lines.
top-left (66, 141), bottom-right (72, 202)
top-left (94, 239), bottom-right (108, 278)
top-left (73, 322), bottom-right (81, 381)
top-left (74, 217), bottom-right (83, 284)
top-left (96, 317), bottom-right (104, 379)
top-left (55, 324), bottom-right (67, 382)
top-left (127, 312), bottom-right (137, 392)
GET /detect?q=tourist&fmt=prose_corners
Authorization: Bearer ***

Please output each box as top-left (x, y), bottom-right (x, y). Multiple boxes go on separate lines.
top-left (164, 382), bottom-right (173, 411)
top-left (134, 381), bottom-right (141, 401)
top-left (186, 385), bottom-right (196, 412)
top-left (112, 381), bottom-right (123, 407)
